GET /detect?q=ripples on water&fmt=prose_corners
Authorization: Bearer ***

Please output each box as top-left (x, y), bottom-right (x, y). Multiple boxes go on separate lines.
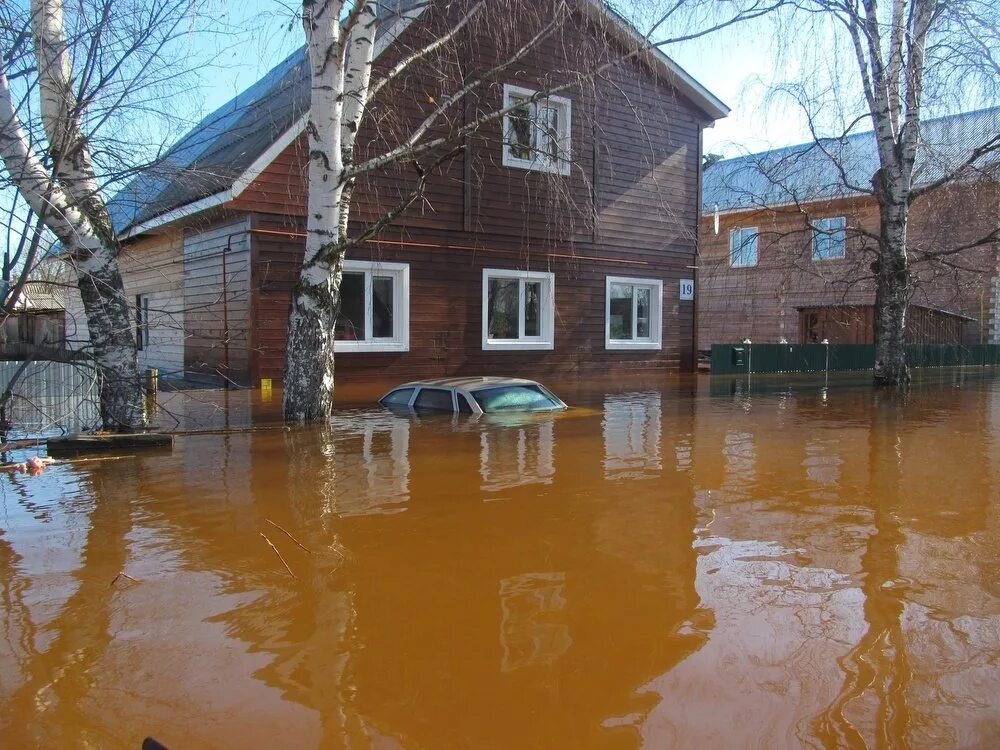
top-left (1, 371), bottom-right (999, 748)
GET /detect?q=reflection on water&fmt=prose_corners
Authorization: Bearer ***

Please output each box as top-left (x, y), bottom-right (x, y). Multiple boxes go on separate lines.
top-left (480, 419), bottom-right (554, 492)
top-left (2, 373), bottom-right (1000, 747)
top-left (499, 571), bottom-right (571, 672)
top-left (329, 411), bottom-right (411, 516)
top-left (603, 392), bottom-right (662, 480)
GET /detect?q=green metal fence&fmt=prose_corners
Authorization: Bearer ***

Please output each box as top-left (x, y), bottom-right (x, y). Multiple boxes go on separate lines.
top-left (710, 343), bottom-right (1000, 375)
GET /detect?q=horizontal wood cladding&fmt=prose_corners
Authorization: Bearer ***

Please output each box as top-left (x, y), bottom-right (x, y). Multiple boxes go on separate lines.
top-left (182, 218), bottom-right (253, 384)
top-left (249, 220), bottom-right (695, 385)
top-left (697, 184), bottom-right (1000, 348)
top-left (228, 1), bottom-right (704, 265)
top-left (120, 231), bottom-right (186, 377)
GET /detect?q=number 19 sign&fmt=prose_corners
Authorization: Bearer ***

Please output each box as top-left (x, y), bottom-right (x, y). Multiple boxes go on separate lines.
top-left (679, 279), bottom-right (695, 301)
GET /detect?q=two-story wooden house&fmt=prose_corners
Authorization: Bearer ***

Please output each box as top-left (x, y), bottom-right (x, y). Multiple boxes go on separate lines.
top-left (66, 0), bottom-right (727, 386)
top-left (698, 107), bottom-right (1000, 349)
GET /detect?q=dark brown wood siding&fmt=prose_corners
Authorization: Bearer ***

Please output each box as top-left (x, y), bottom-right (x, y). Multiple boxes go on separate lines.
top-left (249, 218), bottom-right (693, 385)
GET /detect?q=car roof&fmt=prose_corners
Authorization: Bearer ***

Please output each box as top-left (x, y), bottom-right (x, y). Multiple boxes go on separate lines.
top-left (390, 376), bottom-right (544, 392)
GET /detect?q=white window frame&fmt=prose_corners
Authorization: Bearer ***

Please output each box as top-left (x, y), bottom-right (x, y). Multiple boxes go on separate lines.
top-left (482, 268), bottom-right (555, 351)
top-left (729, 227), bottom-right (759, 268)
top-left (605, 276), bottom-right (663, 351)
top-left (501, 84), bottom-right (571, 176)
top-left (812, 217), bottom-right (847, 261)
top-left (335, 260), bottom-right (409, 353)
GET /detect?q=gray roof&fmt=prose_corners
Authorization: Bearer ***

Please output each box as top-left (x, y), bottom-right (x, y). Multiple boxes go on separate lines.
top-left (704, 106), bottom-right (1000, 214)
top-left (108, 47), bottom-right (309, 233)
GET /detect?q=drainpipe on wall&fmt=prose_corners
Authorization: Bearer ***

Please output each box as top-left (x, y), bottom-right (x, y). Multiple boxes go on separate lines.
top-left (220, 230), bottom-right (248, 389)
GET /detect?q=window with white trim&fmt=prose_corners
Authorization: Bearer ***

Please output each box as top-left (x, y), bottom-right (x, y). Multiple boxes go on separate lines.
top-left (502, 84), bottom-right (571, 175)
top-left (729, 227), bottom-right (758, 267)
top-left (605, 276), bottom-right (663, 350)
top-left (482, 268), bottom-right (555, 350)
top-left (812, 217), bottom-right (847, 260)
top-left (335, 260), bottom-right (409, 352)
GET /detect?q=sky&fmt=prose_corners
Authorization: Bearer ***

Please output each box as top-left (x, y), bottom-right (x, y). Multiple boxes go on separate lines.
top-left (197, 1), bottom-right (818, 160)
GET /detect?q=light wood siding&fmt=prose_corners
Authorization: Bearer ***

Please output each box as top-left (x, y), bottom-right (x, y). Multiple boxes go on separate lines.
top-left (120, 231), bottom-right (186, 377)
top-left (182, 218), bottom-right (252, 384)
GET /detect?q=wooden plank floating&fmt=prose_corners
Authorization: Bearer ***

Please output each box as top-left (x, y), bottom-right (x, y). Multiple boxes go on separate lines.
top-left (47, 432), bottom-right (174, 457)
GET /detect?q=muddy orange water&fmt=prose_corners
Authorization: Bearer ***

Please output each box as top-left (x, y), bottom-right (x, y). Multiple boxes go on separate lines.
top-left (2, 371), bottom-right (999, 748)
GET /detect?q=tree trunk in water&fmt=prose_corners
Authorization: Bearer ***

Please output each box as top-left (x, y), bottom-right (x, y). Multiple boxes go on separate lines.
top-left (77, 256), bottom-right (145, 430)
top-left (873, 196), bottom-right (911, 387)
top-left (284, 271), bottom-right (340, 423)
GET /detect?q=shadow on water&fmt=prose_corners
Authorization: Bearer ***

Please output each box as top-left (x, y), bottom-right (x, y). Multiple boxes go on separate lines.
top-left (1, 370), bottom-right (999, 747)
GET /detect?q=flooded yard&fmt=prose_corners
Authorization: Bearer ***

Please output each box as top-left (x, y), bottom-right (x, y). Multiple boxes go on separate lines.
top-left (1, 372), bottom-right (999, 748)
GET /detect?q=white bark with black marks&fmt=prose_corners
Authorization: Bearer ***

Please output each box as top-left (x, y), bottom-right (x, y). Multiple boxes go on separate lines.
top-left (284, 0), bottom-right (366, 422)
top-left (849, 0), bottom-right (939, 386)
top-left (0, 1), bottom-right (144, 430)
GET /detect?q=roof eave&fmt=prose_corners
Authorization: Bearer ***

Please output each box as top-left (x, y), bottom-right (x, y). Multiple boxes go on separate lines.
top-left (117, 5), bottom-right (426, 239)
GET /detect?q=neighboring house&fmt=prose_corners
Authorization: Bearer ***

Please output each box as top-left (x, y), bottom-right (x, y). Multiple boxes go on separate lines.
top-left (698, 107), bottom-right (1000, 349)
top-left (0, 280), bottom-right (68, 359)
top-left (65, 0), bottom-right (726, 386)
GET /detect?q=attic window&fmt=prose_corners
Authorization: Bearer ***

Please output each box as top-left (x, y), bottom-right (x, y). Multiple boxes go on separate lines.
top-left (502, 84), bottom-right (571, 176)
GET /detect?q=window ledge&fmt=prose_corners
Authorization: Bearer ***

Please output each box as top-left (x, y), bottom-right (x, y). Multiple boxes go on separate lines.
top-left (482, 339), bottom-right (554, 351)
top-left (606, 340), bottom-right (662, 351)
top-left (335, 341), bottom-right (409, 353)
top-left (501, 152), bottom-right (571, 176)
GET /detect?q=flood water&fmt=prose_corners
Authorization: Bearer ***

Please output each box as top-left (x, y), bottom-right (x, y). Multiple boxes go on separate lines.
top-left (2, 372), bottom-right (999, 748)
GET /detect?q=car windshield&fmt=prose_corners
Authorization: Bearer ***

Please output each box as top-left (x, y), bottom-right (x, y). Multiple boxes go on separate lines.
top-left (471, 385), bottom-right (562, 413)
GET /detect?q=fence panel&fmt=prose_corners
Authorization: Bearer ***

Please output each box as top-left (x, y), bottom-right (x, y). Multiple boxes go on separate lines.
top-left (711, 344), bottom-right (1000, 375)
top-left (0, 360), bottom-right (101, 437)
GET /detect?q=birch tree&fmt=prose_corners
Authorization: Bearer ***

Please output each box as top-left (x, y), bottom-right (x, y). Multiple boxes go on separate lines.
top-left (0, 0), bottom-right (210, 429)
top-left (772, 0), bottom-right (999, 384)
top-left (286, 0), bottom-right (780, 422)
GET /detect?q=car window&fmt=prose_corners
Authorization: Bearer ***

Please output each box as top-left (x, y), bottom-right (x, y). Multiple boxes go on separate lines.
top-left (413, 388), bottom-right (454, 412)
top-left (471, 385), bottom-right (561, 412)
top-left (457, 393), bottom-right (474, 414)
top-left (381, 387), bottom-right (415, 406)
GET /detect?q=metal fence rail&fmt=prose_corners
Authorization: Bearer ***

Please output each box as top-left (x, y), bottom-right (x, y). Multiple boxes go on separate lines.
top-left (0, 360), bottom-right (101, 437)
top-left (711, 343), bottom-right (1000, 375)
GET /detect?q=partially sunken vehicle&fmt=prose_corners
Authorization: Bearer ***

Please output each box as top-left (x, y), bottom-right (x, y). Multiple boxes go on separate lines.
top-left (379, 377), bottom-right (567, 415)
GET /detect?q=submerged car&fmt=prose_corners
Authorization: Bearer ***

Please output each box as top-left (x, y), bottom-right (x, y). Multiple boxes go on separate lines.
top-left (379, 377), bottom-right (567, 415)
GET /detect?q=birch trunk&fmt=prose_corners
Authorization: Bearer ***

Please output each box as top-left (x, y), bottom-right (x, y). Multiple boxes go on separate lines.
top-left (284, 0), bottom-right (376, 422)
top-left (0, 63), bottom-right (144, 431)
top-left (872, 179), bottom-right (911, 386)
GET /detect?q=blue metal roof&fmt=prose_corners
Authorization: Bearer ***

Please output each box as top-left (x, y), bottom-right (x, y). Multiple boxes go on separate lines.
top-left (108, 47), bottom-right (309, 233)
top-left (703, 106), bottom-right (1000, 213)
